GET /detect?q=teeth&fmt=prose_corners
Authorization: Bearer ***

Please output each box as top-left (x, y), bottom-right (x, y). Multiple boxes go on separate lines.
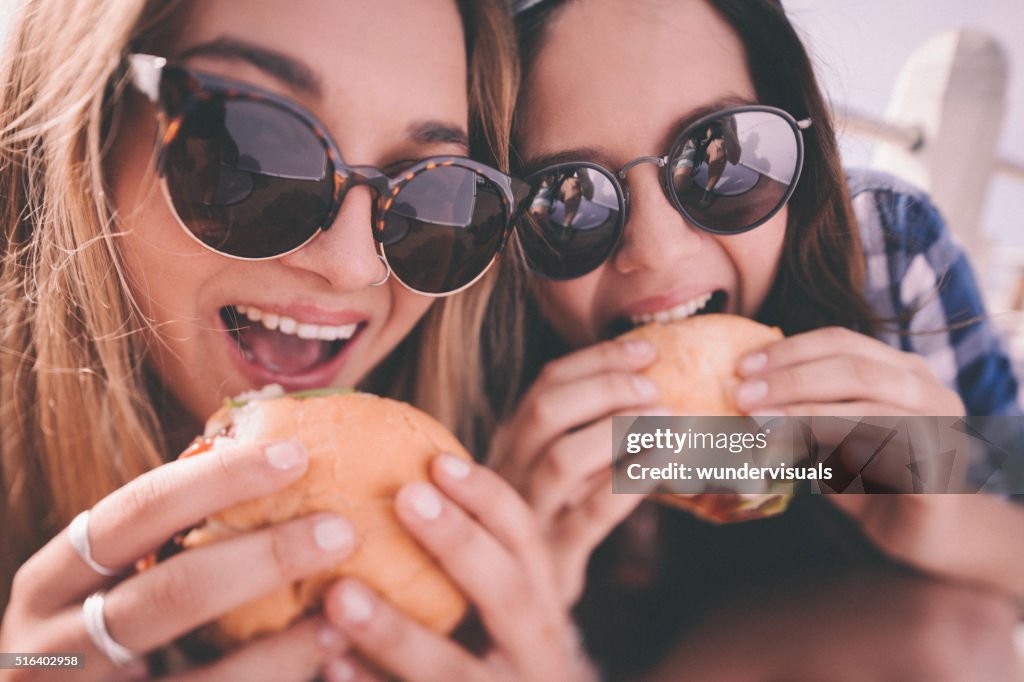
top-left (232, 305), bottom-right (360, 341)
top-left (629, 292), bottom-right (715, 326)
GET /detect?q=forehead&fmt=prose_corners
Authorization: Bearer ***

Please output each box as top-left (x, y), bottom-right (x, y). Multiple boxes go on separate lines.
top-left (519, 0), bottom-right (755, 158)
top-left (171, 0), bottom-right (468, 143)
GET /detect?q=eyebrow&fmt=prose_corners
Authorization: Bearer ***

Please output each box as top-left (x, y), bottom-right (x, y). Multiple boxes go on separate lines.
top-left (661, 95), bottom-right (754, 147)
top-left (407, 120), bottom-right (470, 153)
top-left (176, 38), bottom-right (469, 156)
top-left (178, 37), bottom-right (322, 97)
top-left (518, 94), bottom-right (756, 175)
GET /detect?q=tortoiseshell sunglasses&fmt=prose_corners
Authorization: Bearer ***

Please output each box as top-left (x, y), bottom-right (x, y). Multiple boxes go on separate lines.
top-left (127, 54), bottom-right (527, 296)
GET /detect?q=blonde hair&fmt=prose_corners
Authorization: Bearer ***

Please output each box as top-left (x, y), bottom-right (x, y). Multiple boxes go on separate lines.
top-left (0, 0), bottom-right (171, 609)
top-left (411, 0), bottom-right (521, 450)
top-left (0, 0), bottom-right (518, 609)
top-left (411, 255), bottom-right (529, 457)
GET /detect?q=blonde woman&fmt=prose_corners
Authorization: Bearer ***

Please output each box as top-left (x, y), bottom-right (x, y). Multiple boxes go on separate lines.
top-left (0, 1), bottom-right (584, 680)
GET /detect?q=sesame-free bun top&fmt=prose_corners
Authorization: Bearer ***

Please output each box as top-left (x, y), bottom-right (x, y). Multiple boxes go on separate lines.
top-left (619, 314), bottom-right (782, 415)
top-left (618, 315), bottom-right (788, 523)
top-left (180, 387), bottom-right (470, 646)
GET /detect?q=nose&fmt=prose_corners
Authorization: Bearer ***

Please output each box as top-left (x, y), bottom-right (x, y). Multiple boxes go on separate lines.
top-left (276, 185), bottom-right (386, 291)
top-left (611, 165), bottom-right (704, 275)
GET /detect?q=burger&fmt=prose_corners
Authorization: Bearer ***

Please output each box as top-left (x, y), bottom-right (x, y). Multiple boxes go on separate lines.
top-left (178, 385), bottom-right (470, 647)
top-left (619, 314), bottom-right (791, 523)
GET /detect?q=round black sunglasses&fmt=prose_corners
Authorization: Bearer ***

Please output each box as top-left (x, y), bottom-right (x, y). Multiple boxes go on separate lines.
top-left (517, 105), bottom-right (812, 280)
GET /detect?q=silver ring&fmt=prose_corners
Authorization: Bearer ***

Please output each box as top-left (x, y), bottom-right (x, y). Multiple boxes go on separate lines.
top-left (68, 510), bottom-right (124, 577)
top-left (83, 591), bottom-right (138, 667)
top-left (370, 255), bottom-right (391, 287)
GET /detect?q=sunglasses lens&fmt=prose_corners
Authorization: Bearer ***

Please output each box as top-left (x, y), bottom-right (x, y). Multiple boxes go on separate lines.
top-left (381, 165), bottom-right (507, 295)
top-left (162, 97), bottom-right (333, 258)
top-left (519, 167), bottom-right (621, 279)
top-left (669, 110), bottom-right (800, 232)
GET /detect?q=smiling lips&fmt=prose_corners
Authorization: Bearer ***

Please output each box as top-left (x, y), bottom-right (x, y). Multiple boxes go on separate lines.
top-left (627, 290), bottom-right (725, 327)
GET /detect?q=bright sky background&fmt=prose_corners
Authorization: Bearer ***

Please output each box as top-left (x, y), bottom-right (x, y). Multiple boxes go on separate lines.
top-left (785, 0), bottom-right (1023, 258)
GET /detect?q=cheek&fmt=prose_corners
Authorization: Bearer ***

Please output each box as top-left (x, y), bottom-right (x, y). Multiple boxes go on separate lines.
top-left (370, 284), bottom-right (434, 360)
top-left (389, 286), bottom-right (433, 329)
top-left (726, 210), bottom-right (787, 316)
top-left (112, 166), bottom-right (217, 333)
top-left (534, 277), bottom-right (602, 348)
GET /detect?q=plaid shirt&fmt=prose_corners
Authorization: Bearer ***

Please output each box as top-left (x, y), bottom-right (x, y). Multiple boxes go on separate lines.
top-left (848, 169), bottom-right (1022, 418)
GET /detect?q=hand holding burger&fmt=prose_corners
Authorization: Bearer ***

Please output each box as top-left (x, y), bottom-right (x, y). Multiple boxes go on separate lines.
top-left (173, 386), bottom-right (589, 680)
top-left (489, 313), bottom-right (787, 607)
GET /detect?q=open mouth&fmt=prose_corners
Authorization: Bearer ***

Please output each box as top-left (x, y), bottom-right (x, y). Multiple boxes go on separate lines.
top-left (610, 290), bottom-right (728, 337)
top-left (220, 305), bottom-right (365, 376)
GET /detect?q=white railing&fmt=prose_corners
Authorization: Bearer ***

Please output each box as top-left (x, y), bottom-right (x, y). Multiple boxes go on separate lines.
top-left (839, 110), bottom-right (1024, 182)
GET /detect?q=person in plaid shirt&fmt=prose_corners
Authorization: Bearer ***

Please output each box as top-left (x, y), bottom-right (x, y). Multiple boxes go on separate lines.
top-left (848, 168), bottom-right (1021, 418)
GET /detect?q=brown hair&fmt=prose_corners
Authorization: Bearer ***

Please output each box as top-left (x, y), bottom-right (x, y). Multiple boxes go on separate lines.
top-left (470, 0), bottom-right (883, 438)
top-left (0, 0), bottom-right (518, 609)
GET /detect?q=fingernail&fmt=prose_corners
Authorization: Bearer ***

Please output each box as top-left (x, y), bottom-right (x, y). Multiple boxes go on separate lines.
top-left (438, 453), bottom-right (471, 479)
top-left (735, 380), bottom-right (768, 406)
top-left (404, 482), bottom-right (443, 520)
top-left (314, 516), bottom-right (354, 552)
top-left (338, 581), bottom-right (374, 623)
top-left (326, 656), bottom-right (356, 681)
top-left (632, 375), bottom-right (660, 399)
top-left (643, 405), bottom-right (674, 417)
top-left (265, 442), bottom-right (307, 470)
top-left (624, 340), bottom-right (655, 357)
top-left (739, 352), bottom-right (767, 374)
top-left (318, 623), bottom-right (344, 649)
